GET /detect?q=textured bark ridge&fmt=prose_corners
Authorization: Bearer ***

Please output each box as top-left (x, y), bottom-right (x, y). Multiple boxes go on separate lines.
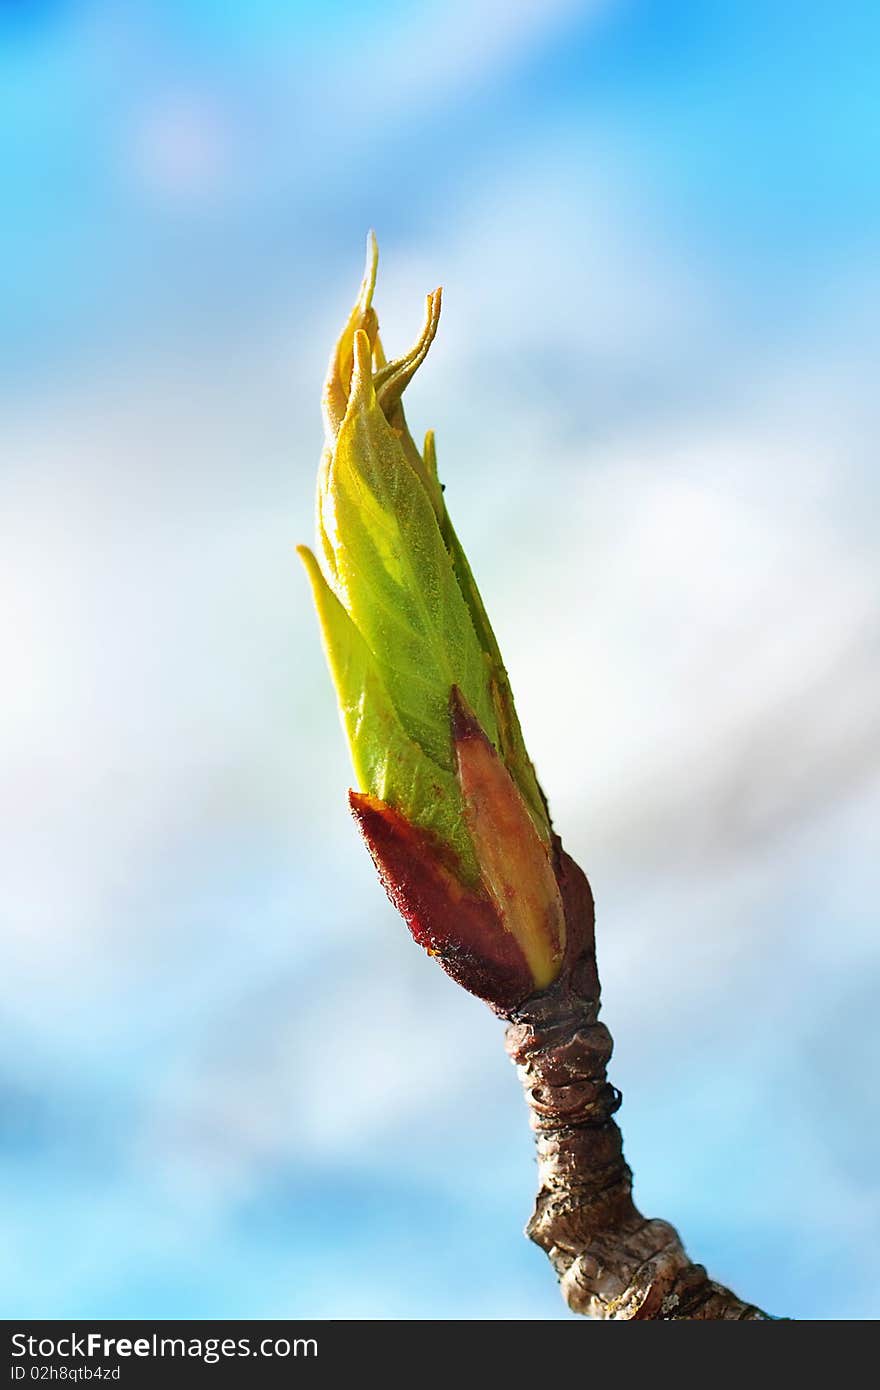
top-left (505, 844), bottom-right (775, 1320)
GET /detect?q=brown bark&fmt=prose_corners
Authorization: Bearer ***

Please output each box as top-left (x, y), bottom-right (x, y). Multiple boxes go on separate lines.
top-left (504, 843), bottom-right (776, 1320)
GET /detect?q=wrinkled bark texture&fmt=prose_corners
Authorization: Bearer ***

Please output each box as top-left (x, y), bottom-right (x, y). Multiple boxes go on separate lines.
top-left (505, 843), bottom-right (775, 1320)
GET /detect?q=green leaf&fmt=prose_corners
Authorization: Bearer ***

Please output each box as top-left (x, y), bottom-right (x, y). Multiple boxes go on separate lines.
top-left (301, 236), bottom-right (554, 894)
top-left (298, 543), bottom-right (480, 883)
top-left (423, 430), bottom-right (550, 839)
top-left (321, 330), bottom-right (499, 772)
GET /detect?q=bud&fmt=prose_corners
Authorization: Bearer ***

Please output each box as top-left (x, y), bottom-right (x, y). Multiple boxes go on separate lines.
top-left (450, 689), bottom-right (564, 991)
top-left (299, 235), bottom-right (563, 1007)
top-left (348, 790), bottom-right (537, 1011)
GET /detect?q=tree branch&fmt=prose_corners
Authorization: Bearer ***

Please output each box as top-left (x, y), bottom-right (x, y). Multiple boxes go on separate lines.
top-left (302, 238), bottom-right (781, 1320)
top-left (504, 843), bottom-right (776, 1320)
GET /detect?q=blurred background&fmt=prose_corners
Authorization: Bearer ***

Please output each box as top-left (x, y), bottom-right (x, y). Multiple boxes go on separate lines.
top-left (2, 0), bottom-right (878, 1320)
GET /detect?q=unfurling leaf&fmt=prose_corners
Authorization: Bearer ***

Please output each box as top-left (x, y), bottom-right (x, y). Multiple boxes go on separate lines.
top-left (300, 235), bottom-right (563, 1005)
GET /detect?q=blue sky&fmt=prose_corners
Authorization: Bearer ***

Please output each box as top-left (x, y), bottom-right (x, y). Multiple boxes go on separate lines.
top-left (2, 1), bottom-right (879, 1319)
top-left (6, 0), bottom-right (880, 378)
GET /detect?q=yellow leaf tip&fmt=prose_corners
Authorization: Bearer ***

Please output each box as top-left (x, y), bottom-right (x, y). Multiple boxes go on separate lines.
top-left (359, 231), bottom-right (379, 315)
top-left (349, 328), bottom-right (376, 405)
top-left (296, 543), bottom-right (323, 589)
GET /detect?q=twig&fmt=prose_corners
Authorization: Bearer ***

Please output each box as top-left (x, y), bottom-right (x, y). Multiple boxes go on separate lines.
top-left (505, 842), bottom-right (775, 1320)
